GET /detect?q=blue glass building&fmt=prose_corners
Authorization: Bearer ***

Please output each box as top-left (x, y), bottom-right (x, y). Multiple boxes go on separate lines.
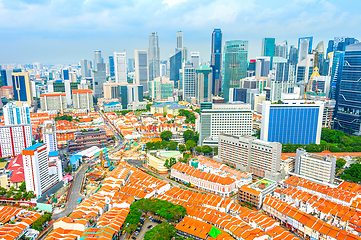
top-left (211, 29), bottom-right (222, 95)
top-left (262, 38), bottom-right (275, 69)
top-left (109, 56), bottom-right (115, 77)
top-left (261, 101), bottom-right (324, 145)
top-left (169, 49), bottom-right (182, 88)
top-left (222, 40), bottom-right (248, 102)
top-left (334, 43), bottom-right (361, 134)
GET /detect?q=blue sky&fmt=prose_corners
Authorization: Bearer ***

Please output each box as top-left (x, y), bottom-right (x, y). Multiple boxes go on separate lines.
top-left (0, 0), bottom-right (360, 64)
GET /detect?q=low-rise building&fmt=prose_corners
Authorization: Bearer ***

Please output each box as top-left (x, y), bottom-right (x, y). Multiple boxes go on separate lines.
top-left (67, 128), bottom-right (114, 152)
top-left (40, 92), bottom-right (67, 112)
top-left (150, 102), bottom-right (187, 115)
top-left (171, 156), bottom-right (252, 197)
top-left (127, 101), bottom-right (147, 111)
top-left (103, 101), bottom-right (122, 112)
top-left (294, 148), bottom-right (336, 184)
top-left (238, 178), bottom-right (277, 209)
top-left (0, 86), bottom-right (13, 99)
top-left (147, 150), bottom-right (182, 174)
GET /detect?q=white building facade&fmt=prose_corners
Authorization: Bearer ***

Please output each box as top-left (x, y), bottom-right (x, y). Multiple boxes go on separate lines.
top-left (114, 52), bottom-right (127, 83)
top-left (0, 124), bottom-right (32, 158)
top-left (43, 120), bottom-right (58, 153)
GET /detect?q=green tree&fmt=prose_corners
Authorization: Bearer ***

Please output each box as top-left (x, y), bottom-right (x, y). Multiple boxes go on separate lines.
top-left (185, 140), bottom-right (196, 152)
top-left (178, 144), bottom-right (186, 152)
top-left (213, 147), bottom-right (218, 155)
top-left (164, 157), bottom-right (177, 169)
top-left (160, 131), bottom-right (173, 141)
top-left (178, 109), bottom-right (196, 124)
top-left (336, 158), bottom-right (347, 169)
top-left (27, 191), bottom-right (36, 200)
top-left (144, 222), bottom-right (177, 240)
top-left (146, 103), bottom-right (152, 111)
top-left (192, 132), bottom-right (199, 144)
top-left (201, 145), bottom-right (213, 155)
top-left (168, 141), bottom-right (178, 150)
top-left (19, 181), bottom-right (26, 191)
top-left (183, 130), bottom-right (194, 142)
top-left (341, 163), bottom-right (361, 182)
top-left (195, 146), bottom-right (202, 154)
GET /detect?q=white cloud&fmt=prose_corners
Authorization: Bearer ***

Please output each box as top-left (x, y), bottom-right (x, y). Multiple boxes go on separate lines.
top-left (162, 0), bottom-right (187, 8)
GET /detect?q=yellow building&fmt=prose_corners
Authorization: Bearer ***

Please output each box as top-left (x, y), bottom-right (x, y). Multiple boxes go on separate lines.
top-left (12, 72), bottom-right (33, 106)
top-left (150, 102), bottom-right (187, 116)
top-left (147, 150), bottom-right (182, 174)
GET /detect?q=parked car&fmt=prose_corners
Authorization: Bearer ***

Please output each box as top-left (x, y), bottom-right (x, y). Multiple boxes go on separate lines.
top-left (147, 225), bottom-right (153, 229)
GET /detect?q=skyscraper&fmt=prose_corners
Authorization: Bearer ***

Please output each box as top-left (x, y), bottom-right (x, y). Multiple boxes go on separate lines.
top-left (134, 50), bottom-right (149, 91)
top-left (298, 37), bottom-right (313, 63)
top-left (195, 65), bottom-right (213, 104)
top-left (169, 49), bottom-right (182, 88)
top-left (94, 50), bottom-right (102, 71)
top-left (334, 43), bottom-right (361, 134)
top-left (255, 57), bottom-right (271, 77)
top-left (275, 41), bottom-right (288, 59)
top-left (93, 63), bottom-right (107, 98)
top-left (12, 72), bottom-right (33, 106)
top-left (211, 29), bottom-right (222, 95)
top-left (288, 45), bottom-right (298, 66)
top-left (222, 40), bottom-right (248, 102)
top-left (109, 56), bottom-right (115, 77)
top-left (176, 31), bottom-right (183, 50)
top-left (262, 38), bottom-right (275, 68)
top-left (114, 52), bottom-right (127, 83)
top-left (128, 58), bottom-right (135, 72)
top-left (190, 52), bottom-right (200, 69)
top-left (80, 59), bottom-right (89, 78)
top-left (148, 31), bottom-right (160, 82)
top-left (181, 62), bottom-right (196, 102)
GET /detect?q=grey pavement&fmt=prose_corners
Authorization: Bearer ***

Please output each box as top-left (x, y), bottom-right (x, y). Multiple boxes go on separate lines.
top-left (134, 219), bottom-right (158, 240)
top-left (53, 162), bottom-right (90, 220)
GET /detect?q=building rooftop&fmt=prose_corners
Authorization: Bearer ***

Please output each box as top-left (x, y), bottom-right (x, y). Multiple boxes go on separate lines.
top-left (23, 143), bottom-right (45, 151)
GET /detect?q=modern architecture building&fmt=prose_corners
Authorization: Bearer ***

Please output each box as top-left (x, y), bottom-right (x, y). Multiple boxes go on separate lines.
top-left (261, 38), bottom-right (275, 68)
top-left (288, 45), bottom-right (298, 66)
top-left (114, 52), bottom-right (127, 83)
top-left (199, 102), bottom-right (252, 145)
top-left (148, 31), bottom-right (160, 82)
top-left (169, 49), bottom-right (182, 88)
top-left (22, 143), bottom-right (62, 197)
top-left (40, 93), bottom-right (67, 112)
top-left (275, 41), bottom-right (288, 59)
top-left (93, 63), bottom-right (107, 99)
top-left (218, 134), bottom-right (282, 179)
top-left (12, 72), bottom-right (33, 106)
top-left (298, 37), bottom-right (313, 63)
top-left (94, 50), bottom-right (102, 71)
top-left (294, 148), bottom-right (336, 184)
top-left (195, 65), bottom-right (213, 104)
top-left (134, 50), bottom-right (149, 91)
top-left (211, 29), bottom-right (222, 95)
top-left (255, 56), bottom-right (271, 77)
top-left (181, 62), bottom-right (196, 102)
top-left (260, 100), bottom-right (324, 145)
top-left (109, 56), bottom-right (115, 77)
top-left (3, 102), bottom-right (30, 125)
top-left (333, 43), bottom-right (361, 134)
top-left (223, 40), bottom-right (248, 102)
top-left (128, 58), bottom-right (135, 73)
top-left (149, 76), bottom-right (174, 100)
top-left (269, 57), bottom-right (295, 102)
top-left (190, 52), bottom-right (200, 69)
top-left (0, 124), bottom-right (32, 158)
top-left (43, 120), bottom-right (58, 153)
top-left (328, 37), bottom-right (359, 53)
top-left (72, 89), bottom-right (94, 110)
top-left (239, 179), bottom-right (277, 209)
top-left (176, 31), bottom-right (187, 62)
top-left (295, 54), bottom-right (314, 88)
top-left (80, 59), bottom-right (89, 78)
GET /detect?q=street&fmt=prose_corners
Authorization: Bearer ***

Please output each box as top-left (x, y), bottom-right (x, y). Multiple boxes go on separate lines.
top-left (53, 162), bottom-right (90, 220)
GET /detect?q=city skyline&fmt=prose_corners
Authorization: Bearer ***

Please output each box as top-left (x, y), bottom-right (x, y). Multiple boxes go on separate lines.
top-left (1, 0), bottom-right (361, 64)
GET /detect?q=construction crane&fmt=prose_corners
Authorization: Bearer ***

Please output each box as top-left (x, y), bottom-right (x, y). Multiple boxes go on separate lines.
top-left (307, 41), bottom-right (324, 93)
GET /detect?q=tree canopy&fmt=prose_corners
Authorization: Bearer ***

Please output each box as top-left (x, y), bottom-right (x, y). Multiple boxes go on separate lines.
top-left (145, 141), bottom-right (178, 151)
top-left (144, 222), bottom-right (177, 240)
top-left (160, 131), bottom-right (173, 141)
top-left (185, 140), bottom-right (196, 151)
top-left (341, 163), bottom-right (361, 183)
top-left (178, 110), bottom-right (196, 124)
top-left (164, 157), bottom-right (177, 169)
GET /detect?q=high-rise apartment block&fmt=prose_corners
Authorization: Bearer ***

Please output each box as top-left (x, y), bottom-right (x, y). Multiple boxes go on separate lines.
top-left (22, 143), bottom-right (62, 197)
top-left (199, 103), bottom-right (252, 145)
top-left (148, 31), bottom-right (160, 82)
top-left (294, 148), bottom-right (336, 184)
top-left (43, 120), bottom-right (58, 153)
top-left (40, 93), bottom-right (67, 112)
top-left (3, 102), bottom-right (31, 125)
top-left (218, 134), bottom-right (282, 180)
top-left (0, 124), bottom-right (32, 158)
top-left (12, 72), bottom-right (33, 106)
top-left (134, 50), bottom-right (149, 91)
top-left (195, 65), bottom-right (213, 104)
top-left (72, 89), bottom-right (93, 110)
top-left (211, 29), bottom-right (222, 95)
top-left (261, 100), bottom-right (324, 145)
top-left (223, 40), bottom-right (248, 102)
